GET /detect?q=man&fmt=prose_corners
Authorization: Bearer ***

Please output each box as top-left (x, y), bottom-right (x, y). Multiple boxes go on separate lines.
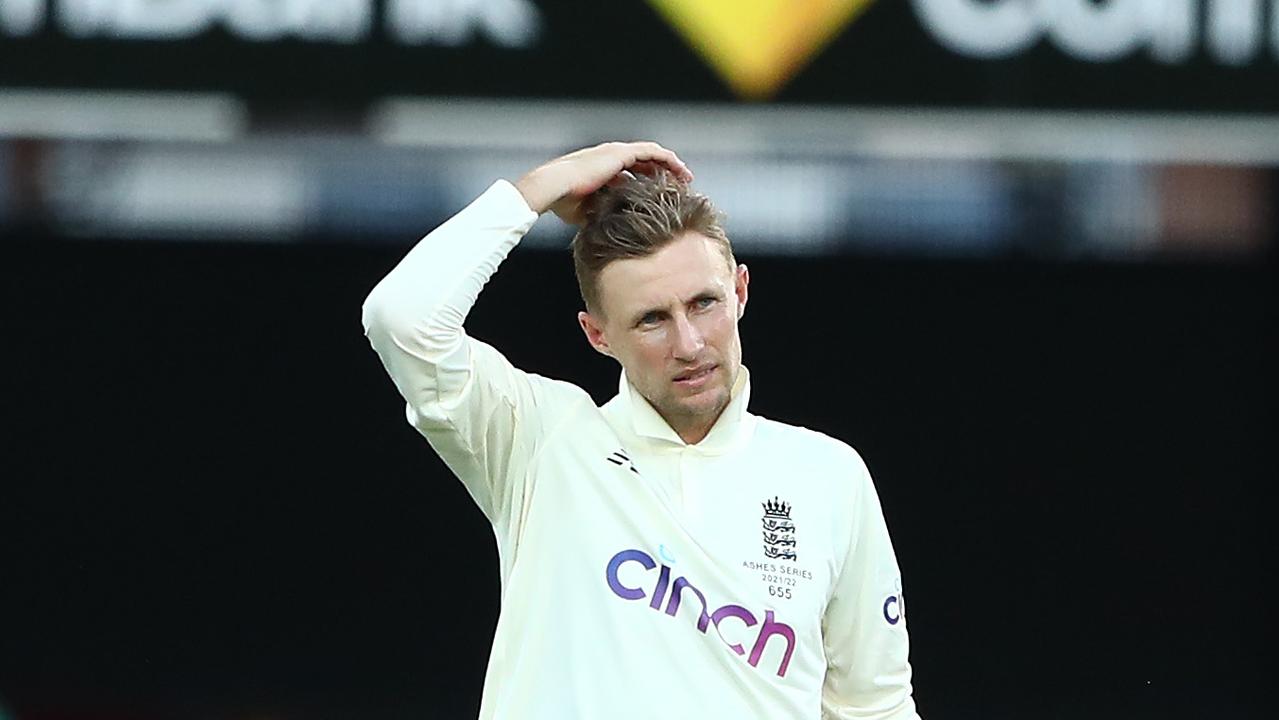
top-left (362, 142), bottom-right (921, 719)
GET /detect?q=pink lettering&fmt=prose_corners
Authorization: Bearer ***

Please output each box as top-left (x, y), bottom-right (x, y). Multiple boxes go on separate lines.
top-left (605, 548), bottom-right (798, 677)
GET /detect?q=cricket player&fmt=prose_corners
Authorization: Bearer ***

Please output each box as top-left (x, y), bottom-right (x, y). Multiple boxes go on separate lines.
top-left (362, 142), bottom-right (921, 719)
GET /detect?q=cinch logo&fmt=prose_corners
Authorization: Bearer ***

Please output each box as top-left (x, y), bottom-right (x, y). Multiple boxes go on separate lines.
top-left (883, 577), bottom-right (905, 625)
top-left (605, 548), bottom-right (797, 677)
top-left (883, 594), bottom-right (901, 625)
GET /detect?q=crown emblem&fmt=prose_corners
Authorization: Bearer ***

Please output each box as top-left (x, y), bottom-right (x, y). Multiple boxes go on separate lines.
top-left (762, 496), bottom-right (791, 519)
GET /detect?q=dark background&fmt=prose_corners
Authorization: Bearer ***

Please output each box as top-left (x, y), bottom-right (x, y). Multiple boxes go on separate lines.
top-left (3, 1), bottom-right (1276, 718)
top-left (3, 1), bottom-right (1277, 111)
top-left (2, 234), bottom-right (1271, 719)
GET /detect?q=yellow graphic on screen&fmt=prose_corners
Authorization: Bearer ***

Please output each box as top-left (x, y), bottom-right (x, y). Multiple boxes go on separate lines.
top-left (647, 0), bottom-right (877, 100)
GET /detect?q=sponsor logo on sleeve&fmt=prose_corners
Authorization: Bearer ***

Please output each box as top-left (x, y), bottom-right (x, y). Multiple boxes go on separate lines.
top-left (883, 577), bottom-right (904, 625)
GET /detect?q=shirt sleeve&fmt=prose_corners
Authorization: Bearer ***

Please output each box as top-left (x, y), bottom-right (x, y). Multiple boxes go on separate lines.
top-left (821, 452), bottom-right (920, 720)
top-left (360, 179), bottom-right (590, 532)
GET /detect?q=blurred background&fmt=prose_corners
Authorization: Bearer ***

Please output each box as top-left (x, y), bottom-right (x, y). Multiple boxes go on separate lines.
top-left (1, 1), bottom-right (1273, 718)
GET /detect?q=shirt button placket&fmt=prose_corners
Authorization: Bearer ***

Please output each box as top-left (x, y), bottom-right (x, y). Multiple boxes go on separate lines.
top-left (679, 448), bottom-right (698, 521)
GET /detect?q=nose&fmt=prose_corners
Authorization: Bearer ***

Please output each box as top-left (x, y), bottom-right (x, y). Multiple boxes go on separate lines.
top-left (671, 313), bottom-right (705, 361)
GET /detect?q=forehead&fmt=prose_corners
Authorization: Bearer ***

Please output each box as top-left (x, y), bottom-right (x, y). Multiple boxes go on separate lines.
top-left (596, 232), bottom-right (733, 315)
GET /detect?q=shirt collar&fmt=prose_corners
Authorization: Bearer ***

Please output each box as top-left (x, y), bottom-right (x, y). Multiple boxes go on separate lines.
top-left (612, 364), bottom-right (756, 454)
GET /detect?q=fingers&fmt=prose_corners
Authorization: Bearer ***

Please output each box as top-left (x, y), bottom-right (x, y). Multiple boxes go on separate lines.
top-left (628, 161), bottom-right (662, 177)
top-left (613, 141), bottom-right (694, 183)
top-left (534, 141), bottom-right (693, 221)
top-left (604, 170), bottom-right (636, 188)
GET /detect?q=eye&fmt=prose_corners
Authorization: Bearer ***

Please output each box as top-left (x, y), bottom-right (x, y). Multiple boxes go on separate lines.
top-left (638, 312), bottom-right (661, 327)
top-left (695, 296), bottom-right (717, 310)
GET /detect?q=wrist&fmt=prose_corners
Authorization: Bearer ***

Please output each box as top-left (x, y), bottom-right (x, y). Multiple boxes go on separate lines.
top-left (513, 171), bottom-right (557, 215)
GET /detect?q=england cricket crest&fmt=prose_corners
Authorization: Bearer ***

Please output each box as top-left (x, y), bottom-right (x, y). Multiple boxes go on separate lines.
top-left (761, 496), bottom-right (797, 561)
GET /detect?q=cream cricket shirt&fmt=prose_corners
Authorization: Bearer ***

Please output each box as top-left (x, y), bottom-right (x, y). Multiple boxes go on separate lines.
top-left (361, 181), bottom-right (920, 720)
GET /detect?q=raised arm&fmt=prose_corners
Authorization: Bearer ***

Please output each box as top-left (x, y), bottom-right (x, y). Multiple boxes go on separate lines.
top-left (360, 142), bottom-right (692, 527)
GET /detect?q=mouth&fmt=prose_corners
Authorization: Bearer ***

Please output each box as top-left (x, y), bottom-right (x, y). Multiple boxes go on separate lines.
top-left (673, 364), bottom-right (718, 387)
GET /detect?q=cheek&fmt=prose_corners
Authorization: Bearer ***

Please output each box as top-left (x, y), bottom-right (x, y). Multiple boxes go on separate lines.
top-left (705, 312), bottom-right (738, 347)
top-left (624, 332), bottom-right (671, 367)
top-left (640, 335), bottom-right (672, 363)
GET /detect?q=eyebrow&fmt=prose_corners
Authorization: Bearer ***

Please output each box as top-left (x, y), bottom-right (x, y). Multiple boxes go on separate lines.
top-left (629, 288), bottom-right (723, 326)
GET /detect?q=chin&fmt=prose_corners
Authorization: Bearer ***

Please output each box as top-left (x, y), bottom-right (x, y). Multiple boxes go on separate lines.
top-left (680, 383), bottom-right (730, 415)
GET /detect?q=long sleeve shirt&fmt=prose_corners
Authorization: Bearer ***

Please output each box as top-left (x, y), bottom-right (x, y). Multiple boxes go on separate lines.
top-left (361, 179), bottom-right (920, 720)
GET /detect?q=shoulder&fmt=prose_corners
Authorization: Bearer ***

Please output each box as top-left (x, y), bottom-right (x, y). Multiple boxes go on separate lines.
top-left (466, 337), bottom-right (598, 414)
top-left (529, 372), bottom-right (598, 410)
top-left (516, 364), bottom-right (598, 415)
top-left (753, 415), bottom-right (868, 468)
top-left (752, 416), bottom-right (874, 506)
top-left (519, 362), bottom-right (605, 433)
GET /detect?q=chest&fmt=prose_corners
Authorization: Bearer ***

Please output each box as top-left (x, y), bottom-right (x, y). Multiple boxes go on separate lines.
top-left (522, 426), bottom-right (843, 628)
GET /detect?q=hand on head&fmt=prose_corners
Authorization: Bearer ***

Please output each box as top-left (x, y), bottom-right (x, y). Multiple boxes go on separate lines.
top-left (514, 142), bottom-right (694, 225)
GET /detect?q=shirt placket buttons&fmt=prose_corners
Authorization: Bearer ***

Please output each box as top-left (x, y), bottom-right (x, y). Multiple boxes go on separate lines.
top-left (680, 449), bottom-right (697, 521)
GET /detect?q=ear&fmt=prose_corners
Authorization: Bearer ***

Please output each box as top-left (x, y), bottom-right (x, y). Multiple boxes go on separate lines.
top-left (734, 264), bottom-right (750, 320)
top-left (578, 310), bottom-right (615, 358)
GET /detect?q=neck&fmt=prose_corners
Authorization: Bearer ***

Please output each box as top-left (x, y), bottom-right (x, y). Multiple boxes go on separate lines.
top-left (674, 419), bottom-right (714, 445)
top-left (660, 403), bottom-right (728, 445)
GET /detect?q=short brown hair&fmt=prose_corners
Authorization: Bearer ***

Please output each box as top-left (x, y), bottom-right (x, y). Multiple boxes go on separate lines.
top-left (571, 170), bottom-right (734, 314)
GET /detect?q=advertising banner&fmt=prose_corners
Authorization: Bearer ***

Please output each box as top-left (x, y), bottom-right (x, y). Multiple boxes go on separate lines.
top-left (2, 0), bottom-right (1276, 110)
